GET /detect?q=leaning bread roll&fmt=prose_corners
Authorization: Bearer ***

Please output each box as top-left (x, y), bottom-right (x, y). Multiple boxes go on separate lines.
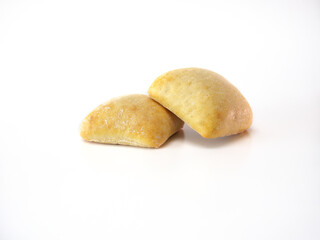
top-left (80, 94), bottom-right (184, 148)
top-left (148, 68), bottom-right (252, 138)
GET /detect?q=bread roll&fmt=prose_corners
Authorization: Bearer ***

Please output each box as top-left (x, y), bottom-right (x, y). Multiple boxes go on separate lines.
top-left (148, 68), bottom-right (252, 138)
top-left (80, 94), bottom-right (184, 148)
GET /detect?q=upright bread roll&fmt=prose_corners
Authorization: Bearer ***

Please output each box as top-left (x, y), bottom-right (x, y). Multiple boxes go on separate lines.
top-left (80, 94), bottom-right (184, 148)
top-left (148, 68), bottom-right (252, 138)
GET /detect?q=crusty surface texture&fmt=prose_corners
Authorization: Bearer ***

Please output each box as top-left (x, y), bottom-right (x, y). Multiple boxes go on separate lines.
top-left (80, 94), bottom-right (184, 148)
top-left (148, 68), bottom-right (253, 138)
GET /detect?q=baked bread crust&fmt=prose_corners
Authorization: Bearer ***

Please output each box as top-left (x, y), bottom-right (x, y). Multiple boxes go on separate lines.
top-left (80, 94), bottom-right (184, 148)
top-left (148, 68), bottom-right (252, 138)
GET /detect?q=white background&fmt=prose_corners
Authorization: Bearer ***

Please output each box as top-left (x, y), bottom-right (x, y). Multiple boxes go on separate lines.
top-left (0, 0), bottom-right (320, 239)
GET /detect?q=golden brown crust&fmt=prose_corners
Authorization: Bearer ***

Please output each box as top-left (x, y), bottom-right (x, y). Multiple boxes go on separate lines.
top-left (148, 68), bottom-right (252, 138)
top-left (80, 94), bottom-right (184, 148)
